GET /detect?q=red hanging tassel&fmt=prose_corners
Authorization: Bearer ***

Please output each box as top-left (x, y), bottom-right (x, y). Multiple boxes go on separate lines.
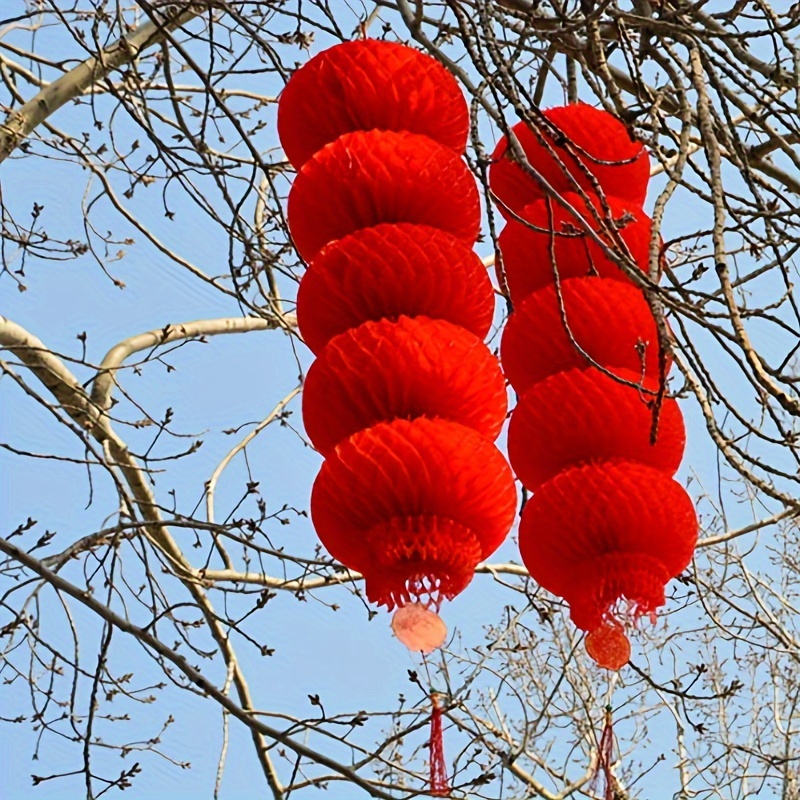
top-left (429, 693), bottom-right (450, 797)
top-left (591, 705), bottom-right (618, 800)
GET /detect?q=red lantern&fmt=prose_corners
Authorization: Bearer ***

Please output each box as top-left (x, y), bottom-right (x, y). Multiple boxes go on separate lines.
top-left (279, 38), bottom-right (516, 636)
top-left (277, 39), bottom-right (469, 169)
top-left (497, 193), bottom-right (655, 302)
top-left (490, 103), bottom-right (697, 671)
top-left (518, 461), bottom-right (697, 634)
top-left (507, 367), bottom-right (685, 490)
top-left (280, 40), bottom-right (519, 794)
top-left (296, 224), bottom-right (494, 355)
top-left (500, 276), bottom-right (665, 394)
top-left (302, 315), bottom-right (507, 456)
top-left (311, 418), bottom-right (517, 609)
top-left (288, 129), bottom-right (480, 260)
top-left (489, 103), bottom-right (649, 217)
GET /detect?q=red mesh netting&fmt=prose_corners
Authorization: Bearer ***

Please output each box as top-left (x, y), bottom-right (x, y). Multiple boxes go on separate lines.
top-left (507, 367), bottom-right (685, 489)
top-left (500, 277), bottom-right (666, 394)
top-left (277, 39), bottom-right (469, 169)
top-left (497, 193), bottom-right (655, 302)
top-left (489, 104), bottom-right (649, 217)
top-left (302, 315), bottom-right (507, 456)
top-left (519, 461), bottom-right (697, 631)
top-left (310, 418), bottom-right (517, 608)
top-left (296, 224), bottom-right (494, 355)
top-left (288, 129), bottom-right (480, 260)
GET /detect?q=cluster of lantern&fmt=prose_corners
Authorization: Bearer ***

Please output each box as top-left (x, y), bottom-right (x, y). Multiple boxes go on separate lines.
top-left (490, 106), bottom-right (698, 669)
top-left (277, 40), bottom-right (517, 657)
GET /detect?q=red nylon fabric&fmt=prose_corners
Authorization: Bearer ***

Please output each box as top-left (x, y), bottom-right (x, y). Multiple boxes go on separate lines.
top-left (296, 224), bottom-right (494, 355)
top-left (303, 316), bottom-right (507, 456)
top-left (278, 39), bottom-right (469, 169)
top-left (500, 277), bottom-right (665, 394)
top-left (288, 129), bottom-right (480, 261)
top-left (489, 104), bottom-right (649, 216)
top-left (507, 367), bottom-right (685, 490)
top-left (310, 418), bottom-right (517, 609)
top-left (519, 462), bottom-right (698, 631)
top-left (497, 193), bottom-right (655, 302)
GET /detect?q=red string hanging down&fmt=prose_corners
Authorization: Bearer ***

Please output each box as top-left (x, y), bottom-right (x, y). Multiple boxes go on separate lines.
top-left (429, 694), bottom-right (450, 797)
top-left (490, 104), bottom-right (698, 671)
top-left (589, 706), bottom-right (618, 800)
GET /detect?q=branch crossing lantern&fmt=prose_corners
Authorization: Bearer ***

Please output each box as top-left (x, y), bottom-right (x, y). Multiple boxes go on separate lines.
top-left (277, 39), bottom-right (516, 663)
top-left (491, 105), bottom-right (699, 670)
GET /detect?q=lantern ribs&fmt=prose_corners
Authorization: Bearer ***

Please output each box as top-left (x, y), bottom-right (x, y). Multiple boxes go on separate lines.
top-left (490, 104), bottom-right (699, 671)
top-left (277, 40), bottom-right (517, 614)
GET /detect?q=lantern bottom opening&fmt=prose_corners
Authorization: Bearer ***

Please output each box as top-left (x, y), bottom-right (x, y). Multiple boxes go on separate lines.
top-left (567, 552), bottom-right (671, 632)
top-left (364, 515), bottom-right (482, 610)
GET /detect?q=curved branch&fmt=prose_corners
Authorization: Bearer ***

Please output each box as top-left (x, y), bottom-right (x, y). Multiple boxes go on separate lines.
top-left (0, 535), bottom-right (399, 800)
top-left (91, 315), bottom-right (295, 412)
top-left (0, 315), bottom-right (285, 797)
top-left (0, 5), bottom-right (202, 162)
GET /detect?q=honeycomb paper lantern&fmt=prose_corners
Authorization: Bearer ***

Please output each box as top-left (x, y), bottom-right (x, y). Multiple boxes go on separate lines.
top-left (296, 224), bottom-right (494, 355)
top-left (302, 316), bottom-right (507, 456)
top-left (288, 129), bottom-right (480, 260)
top-left (279, 39), bottom-right (515, 656)
top-left (497, 193), bottom-right (655, 301)
top-left (489, 103), bottom-right (697, 671)
top-left (500, 277), bottom-right (665, 394)
top-left (280, 39), bottom-right (519, 793)
top-left (490, 103), bottom-right (649, 217)
top-left (507, 367), bottom-right (685, 490)
top-left (277, 39), bottom-right (469, 169)
top-left (311, 418), bottom-right (517, 609)
top-left (518, 461), bottom-right (697, 633)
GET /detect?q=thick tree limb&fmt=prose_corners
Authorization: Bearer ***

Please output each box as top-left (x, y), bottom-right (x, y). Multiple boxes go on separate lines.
top-left (91, 315), bottom-right (295, 412)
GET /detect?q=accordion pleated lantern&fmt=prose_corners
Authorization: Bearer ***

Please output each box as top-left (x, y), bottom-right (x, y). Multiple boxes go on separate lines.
top-left (277, 38), bottom-right (469, 168)
top-left (490, 102), bottom-right (697, 671)
top-left (311, 418), bottom-right (517, 609)
top-left (296, 224), bottom-right (494, 355)
top-left (302, 316), bottom-right (507, 456)
top-left (519, 462), bottom-right (697, 632)
top-left (280, 39), bottom-right (518, 796)
top-left (279, 39), bottom-right (516, 662)
top-left (288, 130), bottom-right (481, 260)
top-left (497, 193), bottom-right (654, 301)
top-left (490, 103), bottom-right (650, 217)
top-left (500, 277), bottom-right (665, 394)
top-left (507, 368), bottom-right (686, 490)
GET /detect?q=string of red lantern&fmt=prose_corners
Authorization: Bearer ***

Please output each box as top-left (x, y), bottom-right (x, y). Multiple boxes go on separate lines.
top-left (279, 39), bottom-right (517, 796)
top-left (490, 104), bottom-right (698, 670)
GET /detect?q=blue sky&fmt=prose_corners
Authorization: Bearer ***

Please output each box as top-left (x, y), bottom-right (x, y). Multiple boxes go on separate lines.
top-left (1, 5), bottom-right (795, 799)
